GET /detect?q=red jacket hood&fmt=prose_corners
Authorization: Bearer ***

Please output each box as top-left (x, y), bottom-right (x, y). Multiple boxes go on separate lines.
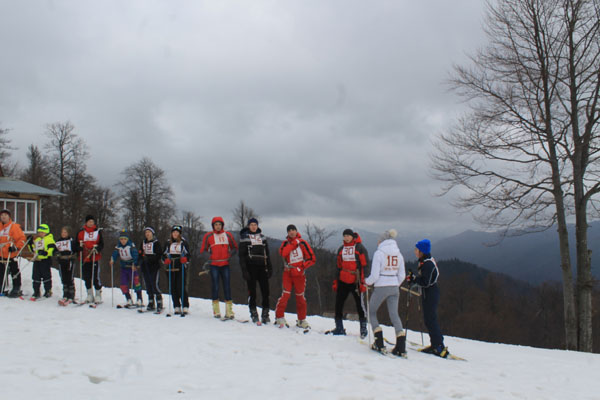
top-left (211, 216), bottom-right (225, 231)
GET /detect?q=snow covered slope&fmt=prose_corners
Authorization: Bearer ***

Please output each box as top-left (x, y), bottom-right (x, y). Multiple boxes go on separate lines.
top-left (1, 265), bottom-right (598, 400)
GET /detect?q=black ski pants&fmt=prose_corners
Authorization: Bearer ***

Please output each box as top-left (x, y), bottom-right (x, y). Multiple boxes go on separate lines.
top-left (58, 258), bottom-right (75, 299)
top-left (167, 264), bottom-right (189, 308)
top-left (142, 261), bottom-right (162, 299)
top-left (335, 280), bottom-right (365, 321)
top-left (83, 261), bottom-right (102, 290)
top-left (32, 258), bottom-right (52, 295)
top-left (422, 285), bottom-right (444, 348)
top-left (246, 263), bottom-right (270, 311)
top-left (0, 258), bottom-right (21, 292)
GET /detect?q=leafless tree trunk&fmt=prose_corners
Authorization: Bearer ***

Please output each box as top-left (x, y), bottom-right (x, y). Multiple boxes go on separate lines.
top-left (0, 125), bottom-right (17, 176)
top-left (303, 221), bottom-right (334, 251)
top-left (433, 0), bottom-right (599, 351)
top-left (231, 200), bottom-right (259, 231)
top-left (180, 210), bottom-right (205, 263)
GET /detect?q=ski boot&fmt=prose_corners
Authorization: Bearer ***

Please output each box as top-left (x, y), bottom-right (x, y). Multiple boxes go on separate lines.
top-left (182, 307), bottom-right (189, 315)
top-left (174, 307), bottom-right (182, 315)
top-left (330, 318), bottom-right (346, 335)
top-left (147, 299), bottom-right (156, 311)
top-left (30, 290), bottom-right (41, 301)
top-left (371, 327), bottom-right (386, 353)
top-left (44, 290), bottom-right (52, 298)
top-left (391, 333), bottom-right (407, 357)
top-left (250, 308), bottom-right (259, 323)
top-left (7, 286), bottom-right (22, 298)
top-left (85, 288), bottom-right (94, 303)
top-left (261, 308), bottom-right (270, 324)
top-left (432, 345), bottom-right (449, 358)
top-left (420, 345), bottom-right (434, 354)
top-left (156, 296), bottom-right (163, 312)
top-left (296, 319), bottom-right (310, 329)
top-left (136, 298), bottom-right (143, 308)
top-left (224, 300), bottom-right (234, 320)
top-left (359, 318), bottom-right (368, 339)
top-left (275, 317), bottom-right (288, 328)
top-left (212, 300), bottom-right (221, 318)
top-left (94, 289), bottom-right (102, 304)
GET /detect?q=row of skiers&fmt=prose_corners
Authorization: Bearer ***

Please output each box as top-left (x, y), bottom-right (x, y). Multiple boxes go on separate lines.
top-left (0, 208), bottom-right (447, 358)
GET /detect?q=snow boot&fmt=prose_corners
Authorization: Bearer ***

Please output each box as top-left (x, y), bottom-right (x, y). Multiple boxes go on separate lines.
top-left (183, 307), bottom-right (189, 315)
top-left (331, 318), bottom-right (346, 335)
top-left (275, 317), bottom-right (287, 328)
top-left (86, 288), bottom-right (94, 303)
top-left (250, 308), bottom-right (259, 323)
top-left (147, 299), bottom-right (156, 311)
top-left (371, 327), bottom-right (385, 352)
top-left (225, 300), bottom-right (234, 319)
top-left (94, 289), bottom-right (102, 304)
top-left (136, 298), bottom-right (143, 308)
top-left (296, 319), bottom-right (310, 329)
top-left (359, 318), bottom-right (368, 339)
top-left (391, 333), bottom-right (407, 357)
top-left (261, 308), bottom-right (270, 324)
top-left (174, 307), bottom-right (182, 315)
top-left (212, 300), bottom-right (221, 318)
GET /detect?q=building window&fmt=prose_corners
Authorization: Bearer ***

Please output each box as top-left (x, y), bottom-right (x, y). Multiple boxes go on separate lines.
top-left (1, 199), bottom-right (38, 233)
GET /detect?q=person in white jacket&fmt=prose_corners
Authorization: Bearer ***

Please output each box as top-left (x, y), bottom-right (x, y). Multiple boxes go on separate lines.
top-left (365, 229), bottom-right (406, 356)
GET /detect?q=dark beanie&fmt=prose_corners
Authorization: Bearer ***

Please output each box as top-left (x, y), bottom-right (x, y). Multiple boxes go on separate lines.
top-left (286, 224), bottom-right (297, 232)
top-left (85, 215), bottom-right (95, 223)
top-left (342, 228), bottom-right (354, 236)
top-left (248, 218), bottom-right (259, 226)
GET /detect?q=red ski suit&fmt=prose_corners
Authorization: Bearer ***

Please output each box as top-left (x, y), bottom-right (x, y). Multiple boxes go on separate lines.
top-left (275, 233), bottom-right (316, 320)
top-left (200, 217), bottom-right (237, 267)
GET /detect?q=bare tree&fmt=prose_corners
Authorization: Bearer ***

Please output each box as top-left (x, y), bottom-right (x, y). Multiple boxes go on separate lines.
top-left (0, 125), bottom-right (17, 177)
top-left (87, 185), bottom-right (118, 231)
top-left (231, 200), bottom-right (259, 231)
top-left (180, 210), bottom-right (205, 263)
top-left (433, 0), bottom-right (600, 351)
top-left (303, 221), bottom-right (335, 251)
top-left (119, 157), bottom-right (175, 240)
top-left (21, 144), bottom-right (52, 187)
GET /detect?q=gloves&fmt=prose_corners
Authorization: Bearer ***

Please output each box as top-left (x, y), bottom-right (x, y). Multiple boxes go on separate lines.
top-left (164, 258), bottom-right (171, 265)
top-left (332, 279), bottom-right (338, 292)
top-left (405, 270), bottom-right (415, 283)
top-left (8, 245), bottom-right (17, 253)
top-left (359, 283), bottom-right (366, 293)
top-left (180, 257), bottom-right (188, 264)
top-left (38, 250), bottom-right (48, 256)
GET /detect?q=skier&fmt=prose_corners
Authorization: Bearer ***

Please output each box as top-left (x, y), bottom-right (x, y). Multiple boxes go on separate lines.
top-left (275, 224), bottom-right (316, 329)
top-left (29, 224), bottom-right (56, 300)
top-left (406, 239), bottom-right (447, 358)
top-left (55, 226), bottom-right (79, 305)
top-left (139, 226), bottom-right (163, 312)
top-left (163, 225), bottom-right (191, 315)
top-left (330, 229), bottom-right (369, 338)
top-left (76, 215), bottom-right (104, 304)
top-left (238, 217), bottom-right (273, 324)
top-left (365, 229), bottom-right (407, 357)
top-left (0, 208), bottom-right (27, 297)
top-left (109, 229), bottom-right (143, 307)
top-left (200, 216), bottom-right (238, 319)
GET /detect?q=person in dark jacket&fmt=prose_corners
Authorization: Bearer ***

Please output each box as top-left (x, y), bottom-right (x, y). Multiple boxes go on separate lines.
top-left (55, 226), bottom-right (79, 304)
top-left (139, 226), bottom-right (163, 312)
top-left (238, 218), bottom-right (273, 324)
top-left (163, 225), bottom-right (191, 315)
top-left (406, 239), bottom-right (447, 358)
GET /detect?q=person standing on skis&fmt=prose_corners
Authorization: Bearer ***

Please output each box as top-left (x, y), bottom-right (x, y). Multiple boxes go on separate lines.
top-left (329, 229), bottom-right (369, 338)
top-left (163, 225), bottom-right (191, 315)
top-left (55, 226), bottom-right (79, 305)
top-left (365, 229), bottom-right (406, 357)
top-left (238, 218), bottom-right (273, 324)
top-left (200, 216), bottom-right (238, 319)
top-left (406, 239), bottom-right (447, 358)
top-left (0, 208), bottom-right (27, 297)
top-left (77, 215), bottom-right (104, 304)
top-left (275, 224), bottom-right (316, 329)
top-left (110, 229), bottom-right (143, 308)
top-left (139, 226), bottom-right (163, 312)
top-left (29, 224), bottom-right (56, 300)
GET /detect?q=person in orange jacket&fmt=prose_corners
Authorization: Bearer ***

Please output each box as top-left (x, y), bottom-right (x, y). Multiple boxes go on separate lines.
top-left (200, 216), bottom-right (238, 319)
top-left (329, 229), bottom-right (369, 337)
top-left (0, 209), bottom-right (27, 297)
top-left (275, 224), bottom-right (316, 329)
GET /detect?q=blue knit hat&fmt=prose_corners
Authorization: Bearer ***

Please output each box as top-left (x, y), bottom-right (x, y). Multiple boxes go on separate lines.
top-left (119, 229), bottom-right (130, 239)
top-left (248, 218), bottom-right (259, 226)
top-left (415, 239), bottom-right (431, 254)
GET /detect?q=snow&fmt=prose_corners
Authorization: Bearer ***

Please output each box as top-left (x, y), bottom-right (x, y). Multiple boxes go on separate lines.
top-left (1, 263), bottom-right (599, 400)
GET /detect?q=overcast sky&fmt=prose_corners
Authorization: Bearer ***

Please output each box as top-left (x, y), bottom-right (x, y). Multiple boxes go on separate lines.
top-left (0, 0), bottom-right (488, 239)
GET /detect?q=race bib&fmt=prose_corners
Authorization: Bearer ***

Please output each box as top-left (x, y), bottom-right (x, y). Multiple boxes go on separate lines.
top-left (0, 224), bottom-right (12, 238)
top-left (169, 242), bottom-right (182, 255)
top-left (84, 231), bottom-right (99, 243)
top-left (341, 245), bottom-right (355, 262)
top-left (249, 234), bottom-right (263, 246)
top-left (213, 233), bottom-right (229, 246)
top-left (383, 254), bottom-right (399, 273)
top-left (289, 247), bottom-right (304, 264)
top-left (34, 240), bottom-right (44, 251)
top-left (56, 240), bottom-right (72, 252)
top-left (118, 246), bottom-right (133, 261)
top-left (143, 242), bottom-right (154, 255)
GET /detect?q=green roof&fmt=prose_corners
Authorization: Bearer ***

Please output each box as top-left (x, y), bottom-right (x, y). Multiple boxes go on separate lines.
top-left (0, 177), bottom-right (65, 197)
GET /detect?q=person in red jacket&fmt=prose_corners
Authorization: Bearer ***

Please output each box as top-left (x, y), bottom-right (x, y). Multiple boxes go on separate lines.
top-left (329, 229), bottom-right (369, 338)
top-left (200, 216), bottom-right (238, 319)
top-left (275, 224), bottom-right (316, 329)
top-left (76, 215), bottom-right (104, 304)
top-left (0, 208), bottom-right (27, 297)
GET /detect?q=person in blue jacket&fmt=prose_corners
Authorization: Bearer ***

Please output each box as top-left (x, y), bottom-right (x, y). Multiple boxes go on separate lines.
top-left (406, 239), bottom-right (447, 358)
top-left (109, 229), bottom-right (143, 307)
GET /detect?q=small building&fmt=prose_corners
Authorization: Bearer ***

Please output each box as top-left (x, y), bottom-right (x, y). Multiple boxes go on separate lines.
top-left (0, 177), bottom-right (65, 234)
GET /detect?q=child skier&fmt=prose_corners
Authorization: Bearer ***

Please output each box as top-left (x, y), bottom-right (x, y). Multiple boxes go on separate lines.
top-left (139, 226), bottom-right (163, 312)
top-left (109, 229), bottom-right (143, 308)
top-left (0, 208), bottom-right (27, 298)
top-left (275, 224), bottom-right (316, 329)
top-left (365, 229), bottom-right (406, 357)
top-left (77, 215), bottom-right (104, 304)
top-left (330, 229), bottom-right (369, 338)
top-left (238, 218), bottom-right (273, 324)
top-left (29, 224), bottom-right (56, 300)
top-left (163, 225), bottom-right (191, 315)
top-left (55, 226), bottom-right (79, 305)
top-left (200, 216), bottom-right (237, 319)
top-left (406, 239), bottom-right (448, 358)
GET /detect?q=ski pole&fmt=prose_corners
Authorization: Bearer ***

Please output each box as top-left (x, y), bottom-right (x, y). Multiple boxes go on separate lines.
top-left (110, 258), bottom-right (114, 307)
top-left (366, 286), bottom-right (371, 346)
top-left (418, 286), bottom-right (424, 346)
top-left (404, 284), bottom-right (411, 340)
top-left (79, 249), bottom-right (83, 303)
top-left (0, 241), bottom-right (13, 295)
top-left (181, 260), bottom-right (185, 317)
top-left (167, 259), bottom-right (172, 317)
top-left (1, 235), bottom-right (32, 295)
